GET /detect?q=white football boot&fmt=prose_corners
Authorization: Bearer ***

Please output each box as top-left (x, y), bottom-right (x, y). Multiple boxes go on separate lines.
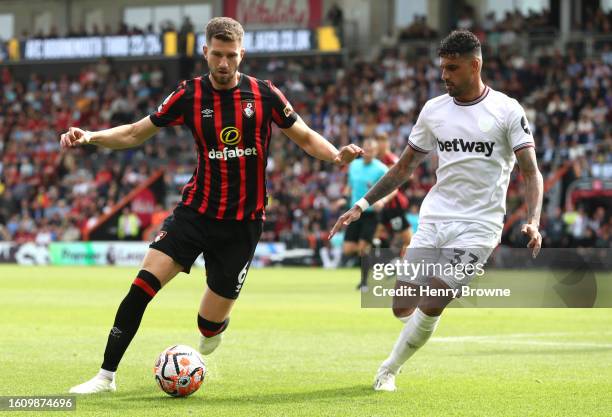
top-left (69, 375), bottom-right (116, 394)
top-left (373, 366), bottom-right (397, 392)
top-left (199, 333), bottom-right (223, 355)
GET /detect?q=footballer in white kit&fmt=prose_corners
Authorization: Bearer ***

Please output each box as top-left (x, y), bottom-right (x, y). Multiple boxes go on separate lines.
top-left (402, 83), bottom-right (535, 290)
top-left (330, 30), bottom-right (543, 392)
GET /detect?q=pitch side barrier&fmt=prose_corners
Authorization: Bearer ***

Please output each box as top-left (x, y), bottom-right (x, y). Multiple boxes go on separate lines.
top-left (2, 244), bottom-right (610, 307)
top-left (0, 241), bottom-right (292, 268)
top-left (360, 248), bottom-right (612, 308)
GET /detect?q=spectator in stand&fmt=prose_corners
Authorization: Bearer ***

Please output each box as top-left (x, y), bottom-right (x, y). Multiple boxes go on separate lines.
top-left (326, 3), bottom-right (344, 42)
top-left (117, 207), bottom-right (141, 241)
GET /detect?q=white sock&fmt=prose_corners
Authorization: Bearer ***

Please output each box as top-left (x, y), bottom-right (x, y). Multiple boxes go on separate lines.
top-left (97, 369), bottom-right (116, 382)
top-left (382, 307), bottom-right (440, 374)
top-left (397, 313), bottom-right (413, 323)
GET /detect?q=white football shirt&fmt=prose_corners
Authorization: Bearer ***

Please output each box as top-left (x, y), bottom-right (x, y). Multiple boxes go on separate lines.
top-left (408, 86), bottom-right (535, 233)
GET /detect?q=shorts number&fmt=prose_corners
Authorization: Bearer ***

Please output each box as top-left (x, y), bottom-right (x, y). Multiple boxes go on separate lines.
top-left (390, 217), bottom-right (403, 231)
top-left (235, 261), bottom-right (250, 293)
top-left (451, 249), bottom-right (479, 266)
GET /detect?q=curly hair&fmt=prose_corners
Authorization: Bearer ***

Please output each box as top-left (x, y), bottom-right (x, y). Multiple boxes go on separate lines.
top-left (438, 30), bottom-right (481, 57)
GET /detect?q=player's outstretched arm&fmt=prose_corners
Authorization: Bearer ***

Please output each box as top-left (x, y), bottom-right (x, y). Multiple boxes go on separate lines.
top-left (60, 116), bottom-right (160, 150)
top-left (329, 146), bottom-right (427, 238)
top-left (281, 116), bottom-right (363, 165)
top-left (516, 147), bottom-right (543, 258)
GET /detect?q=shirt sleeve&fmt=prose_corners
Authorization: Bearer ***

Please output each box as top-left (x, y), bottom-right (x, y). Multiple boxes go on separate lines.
top-left (407, 102), bottom-right (435, 153)
top-left (149, 81), bottom-right (187, 127)
top-left (506, 98), bottom-right (535, 152)
top-left (267, 80), bottom-right (298, 129)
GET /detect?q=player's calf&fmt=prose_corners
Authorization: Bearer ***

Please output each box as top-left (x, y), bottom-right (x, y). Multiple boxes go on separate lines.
top-left (392, 281), bottom-right (421, 322)
top-left (101, 270), bottom-right (162, 372)
top-left (69, 270), bottom-right (162, 394)
top-left (392, 307), bottom-right (414, 323)
top-left (378, 306), bottom-right (441, 382)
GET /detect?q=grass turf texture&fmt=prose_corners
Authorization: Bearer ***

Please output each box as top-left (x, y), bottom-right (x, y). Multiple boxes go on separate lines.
top-left (0, 266), bottom-right (611, 417)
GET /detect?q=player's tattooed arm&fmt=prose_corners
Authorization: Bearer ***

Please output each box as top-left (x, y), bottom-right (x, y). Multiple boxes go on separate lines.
top-left (329, 146), bottom-right (427, 238)
top-left (363, 147), bottom-right (427, 205)
top-left (516, 146), bottom-right (543, 257)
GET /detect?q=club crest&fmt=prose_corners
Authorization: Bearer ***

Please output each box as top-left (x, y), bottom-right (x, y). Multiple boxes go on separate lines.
top-left (154, 231), bottom-right (167, 242)
top-left (242, 100), bottom-right (255, 118)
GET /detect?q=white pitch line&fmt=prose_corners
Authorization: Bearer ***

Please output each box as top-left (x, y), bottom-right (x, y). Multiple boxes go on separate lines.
top-left (430, 333), bottom-right (612, 348)
top-left (487, 340), bottom-right (612, 348)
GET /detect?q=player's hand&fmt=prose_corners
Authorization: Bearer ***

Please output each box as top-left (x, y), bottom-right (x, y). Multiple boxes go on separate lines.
top-left (329, 205), bottom-right (363, 239)
top-left (60, 127), bottom-right (92, 149)
top-left (334, 145), bottom-right (363, 166)
top-left (521, 223), bottom-right (542, 258)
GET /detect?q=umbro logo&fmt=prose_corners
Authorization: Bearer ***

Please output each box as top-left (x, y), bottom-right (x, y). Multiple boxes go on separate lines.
top-left (201, 108), bottom-right (214, 118)
top-left (110, 327), bottom-right (123, 338)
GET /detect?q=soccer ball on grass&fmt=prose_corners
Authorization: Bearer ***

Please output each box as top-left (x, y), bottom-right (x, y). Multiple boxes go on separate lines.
top-left (153, 345), bottom-right (206, 397)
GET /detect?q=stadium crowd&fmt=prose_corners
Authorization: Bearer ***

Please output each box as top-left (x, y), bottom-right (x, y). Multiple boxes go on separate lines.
top-left (14, 16), bottom-right (195, 41)
top-left (0, 18), bottom-right (610, 249)
top-left (399, 5), bottom-right (612, 41)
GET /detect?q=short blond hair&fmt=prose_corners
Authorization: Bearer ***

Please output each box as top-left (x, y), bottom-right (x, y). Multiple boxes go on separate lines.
top-left (205, 17), bottom-right (244, 44)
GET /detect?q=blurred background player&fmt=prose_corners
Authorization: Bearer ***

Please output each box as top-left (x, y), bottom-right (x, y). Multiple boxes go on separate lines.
top-left (375, 133), bottom-right (412, 256)
top-left (62, 17), bottom-right (362, 394)
top-left (330, 30), bottom-right (543, 391)
top-left (338, 138), bottom-right (393, 291)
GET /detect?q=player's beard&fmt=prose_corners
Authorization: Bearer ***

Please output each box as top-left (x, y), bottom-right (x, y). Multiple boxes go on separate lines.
top-left (211, 68), bottom-right (236, 86)
top-left (445, 79), bottom-right (470, 98)
top-left (445, 82), bottom-right (460, 97)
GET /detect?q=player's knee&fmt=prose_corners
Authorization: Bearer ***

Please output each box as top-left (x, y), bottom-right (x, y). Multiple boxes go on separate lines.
top-left (131, 269), bottom-right (162, 299)
top-left (343, 243), bottom-right (357, 254)
top-left (357, 242), bottom-right (371, 255)
top-left (417, 302), bottom-right (445, 317)
top-left (392, 306), bottom-right (415, 320)
top-left (197, 315), bottom-right (230, 338)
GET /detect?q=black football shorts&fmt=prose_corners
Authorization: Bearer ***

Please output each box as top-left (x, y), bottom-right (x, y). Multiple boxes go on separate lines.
top-left (380, 206), bottom-right (411, 233)
top-left (344, 211), bottom-right (379, 244)
top-left (150, 204), bottom-right (262, 299)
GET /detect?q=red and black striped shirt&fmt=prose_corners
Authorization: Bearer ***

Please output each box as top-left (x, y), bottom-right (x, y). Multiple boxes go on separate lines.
top-left (380, 151), bottom-right (409, 210)
top-left (150, 73), bottom-right (297, 220)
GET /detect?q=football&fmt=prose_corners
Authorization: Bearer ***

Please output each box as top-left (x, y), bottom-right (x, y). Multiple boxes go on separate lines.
top-left (153, 345), bottom-right (206, 397)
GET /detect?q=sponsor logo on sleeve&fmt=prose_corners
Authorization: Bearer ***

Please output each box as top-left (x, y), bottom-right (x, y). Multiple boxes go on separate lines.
top-left (521, 116), bottom-right (531, 135)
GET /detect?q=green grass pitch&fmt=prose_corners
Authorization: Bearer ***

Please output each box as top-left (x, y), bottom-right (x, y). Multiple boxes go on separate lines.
top-left (1, 266), bottom-right (611, 417)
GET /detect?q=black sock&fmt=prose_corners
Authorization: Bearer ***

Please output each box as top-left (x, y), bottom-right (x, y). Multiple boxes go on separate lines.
top-left (197, 315), bottom-right (229, 338)
top-left (360, 253), bottom-right (371, 287)
top-left (101, 270), bottom-right (161, 372)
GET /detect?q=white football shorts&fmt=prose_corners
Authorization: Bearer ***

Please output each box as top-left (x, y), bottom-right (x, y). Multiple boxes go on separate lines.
top-left (397, 221), bottom-right (500, 289)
